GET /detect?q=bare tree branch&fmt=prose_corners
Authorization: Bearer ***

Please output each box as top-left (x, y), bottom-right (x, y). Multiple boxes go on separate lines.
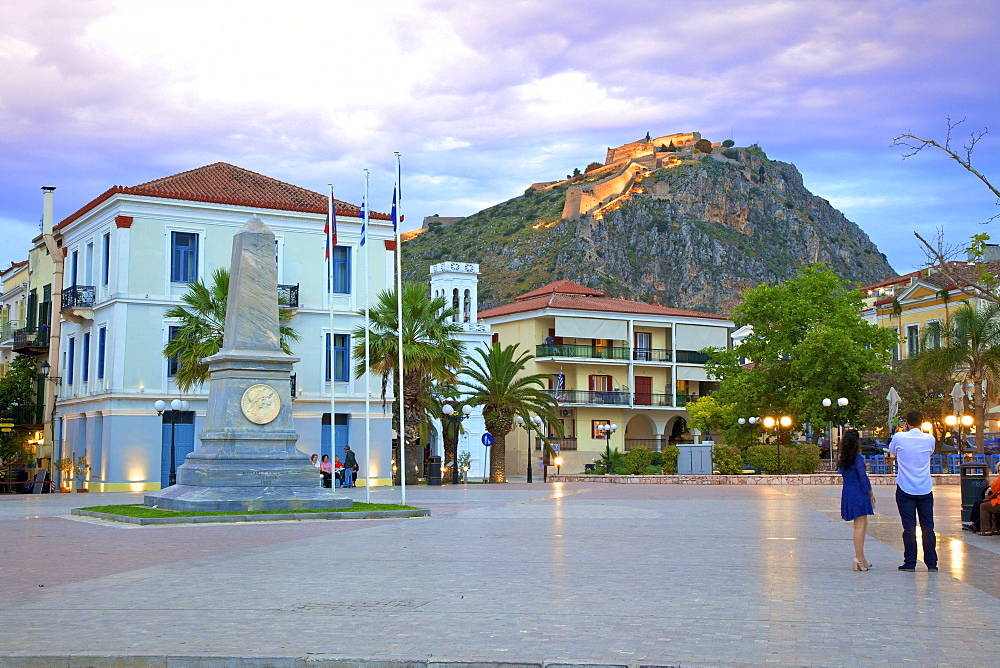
top-left (914, 230), bottom-right (1000, 302)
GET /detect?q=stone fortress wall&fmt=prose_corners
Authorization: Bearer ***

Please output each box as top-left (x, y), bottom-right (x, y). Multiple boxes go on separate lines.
top-left (561, 131), bottom-right (715, 221)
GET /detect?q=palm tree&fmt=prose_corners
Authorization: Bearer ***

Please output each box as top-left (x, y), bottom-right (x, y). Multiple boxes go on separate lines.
top-left (352, 283), bottom-right (465, 485)
top-left (163, 268), bottom-right (300, 392)
top-left (460, 342), bottom-right (561, 483)
top-left (920, 301), bottom-right (1000, 452)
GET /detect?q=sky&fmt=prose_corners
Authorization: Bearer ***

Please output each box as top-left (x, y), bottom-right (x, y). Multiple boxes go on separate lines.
top-left (1, 0), bottom-right (998, 276)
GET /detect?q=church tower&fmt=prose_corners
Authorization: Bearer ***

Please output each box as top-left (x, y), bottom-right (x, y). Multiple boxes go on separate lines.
top-left (429, 261), bottom-right (481, 327)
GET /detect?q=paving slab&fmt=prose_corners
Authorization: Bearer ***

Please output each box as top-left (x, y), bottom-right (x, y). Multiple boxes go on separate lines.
top-left (0, 482), bottom-right (995, 666)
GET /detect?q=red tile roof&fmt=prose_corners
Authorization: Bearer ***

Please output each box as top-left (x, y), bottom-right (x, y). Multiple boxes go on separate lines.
top-left (515, 280), bottom-right (605, 301)
top-left (56, 162), bottom-right (389, 230)
top-left (2, 259), bottom-right (28, 274)
top-left (480, 281), bottom-right (729, 320)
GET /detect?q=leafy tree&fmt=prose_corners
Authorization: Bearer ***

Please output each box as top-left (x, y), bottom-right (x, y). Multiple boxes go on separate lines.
top-left (917, 302), bottom-right (1000, 452)
top-left (858, 359), bottom-right (951, 443)
top-left (694, 139), bottom-right (713, 153)
top-left (572, 167), bottom-right (581, 177)
top-left (722, 139), bottom-right (735, 148)
top-left (163, 268), bottom-right (300, 391)
top-left (705, 265), bottom-right (897, 436)
top-left (353, 283), bottom-right (465, 485)
top-left (585, 162), bottom-right (604, 173)
top-left (0, 354), bottom-right (38, 467)
top-left (460, 342), bottom-right (559, 483)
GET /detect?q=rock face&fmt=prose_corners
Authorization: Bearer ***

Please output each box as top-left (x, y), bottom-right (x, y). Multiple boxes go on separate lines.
top-left (402, 146), bottom-right (894, 314)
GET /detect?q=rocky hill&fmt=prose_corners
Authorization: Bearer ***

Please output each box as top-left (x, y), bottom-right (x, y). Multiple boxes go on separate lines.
top-left (402, 144), bottom-right (895, 314)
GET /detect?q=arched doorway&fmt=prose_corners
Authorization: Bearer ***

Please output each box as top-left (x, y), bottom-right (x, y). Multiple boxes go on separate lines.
top-left (624, 414), bottom-right (659, 451)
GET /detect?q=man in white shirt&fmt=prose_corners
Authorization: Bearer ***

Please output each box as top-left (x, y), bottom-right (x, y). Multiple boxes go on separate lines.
top-left (889, 410), bottom-right (938, 572)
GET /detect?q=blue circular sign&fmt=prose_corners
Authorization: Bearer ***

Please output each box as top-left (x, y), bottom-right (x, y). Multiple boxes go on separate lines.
top-left (482, 433), bottom-right (493, 447)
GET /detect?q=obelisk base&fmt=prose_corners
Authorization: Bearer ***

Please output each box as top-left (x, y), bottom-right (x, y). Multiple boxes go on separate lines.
top-left (144, 482), bottom-right (351, 512)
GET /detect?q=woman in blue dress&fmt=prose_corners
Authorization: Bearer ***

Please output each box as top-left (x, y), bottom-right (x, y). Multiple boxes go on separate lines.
top-left (838, 429), bottom-right (875, 570)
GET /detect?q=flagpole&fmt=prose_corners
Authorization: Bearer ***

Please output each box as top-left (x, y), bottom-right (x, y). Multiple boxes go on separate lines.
top-left (363, 169), bottom-right (372, 503)
top-left (327, 185), bottom-right (337, 488)
top-left (394, 152), bottom-right (406, 505)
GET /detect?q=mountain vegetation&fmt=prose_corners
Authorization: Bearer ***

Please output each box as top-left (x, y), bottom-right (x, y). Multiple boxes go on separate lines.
top-left (402, 145), bottom-right (895, 314)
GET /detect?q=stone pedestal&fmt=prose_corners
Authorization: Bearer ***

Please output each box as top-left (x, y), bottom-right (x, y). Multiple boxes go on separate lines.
top-left (145, 216), bottom-right (349, 511)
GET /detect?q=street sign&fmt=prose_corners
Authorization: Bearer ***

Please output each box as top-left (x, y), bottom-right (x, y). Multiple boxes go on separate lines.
top-left (482, 433), bottom-right (493, 447)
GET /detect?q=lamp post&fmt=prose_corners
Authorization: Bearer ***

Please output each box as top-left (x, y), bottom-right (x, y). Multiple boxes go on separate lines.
top-left (944, 414), bottom-right (974, 458)
top-left (822, 397), bottom-right (849, 463)
top-left (516, 415), bottom-right (542, 483)
top-left (155, 398), bottom-right (189, 487)
top-left (597, 422), bottom-right (618, 474)
top-left (554, 455), bottom-right (563, 475)
top-left (39, 361), bottom-right (62, 487)
top-left (442, 403), bottom-right (473, 484)
top-left (762, 415), bottom-right (792, 474)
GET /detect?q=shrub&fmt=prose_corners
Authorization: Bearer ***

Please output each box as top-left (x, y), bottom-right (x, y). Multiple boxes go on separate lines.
top-left (649, 451), bottom-right (664, 467)
top-left (722, 139), bottom-right (735, 148)
top-left (791, 443), bottom-right (821, 474)
top-left (585, 162), bottom-right (603, 173)
top-left (624, 446), bottom-right (653, 475)
top-left (745, 443), bottom-right (820, 474)
top-left (595, 447), bottom-right (627, 474)
top-left (722, 148), bottom-right (740, 160)
top-left (662, 444), bottom-right (680, 474)
top-left (712, 445), bottom-right (744, 475)
top-left (694, 139), bottom-right (713, 153)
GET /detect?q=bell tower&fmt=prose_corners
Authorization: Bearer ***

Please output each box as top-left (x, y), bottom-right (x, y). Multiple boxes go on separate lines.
top-left (429, 261), bottom-right (480, 327)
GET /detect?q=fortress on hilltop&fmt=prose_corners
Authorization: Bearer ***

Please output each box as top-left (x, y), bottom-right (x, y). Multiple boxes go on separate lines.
top-left (554, 131), bottom-right (718, 221)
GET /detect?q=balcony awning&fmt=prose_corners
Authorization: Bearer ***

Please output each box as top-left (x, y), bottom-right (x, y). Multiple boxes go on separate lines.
top-left (555, 316), bottom-right (627, 341)
top-left (676, 366), bottom-right (710, 381)
top-left (675, 324), bottom-right (728, 351)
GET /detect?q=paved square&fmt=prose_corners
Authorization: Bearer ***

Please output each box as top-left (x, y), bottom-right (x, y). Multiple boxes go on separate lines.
top-left (1, 481), bottom-right (997, 666)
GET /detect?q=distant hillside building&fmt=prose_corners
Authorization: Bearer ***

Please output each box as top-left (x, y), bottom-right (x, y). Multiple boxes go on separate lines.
top-left (479, 280), bottom-right (733, 474)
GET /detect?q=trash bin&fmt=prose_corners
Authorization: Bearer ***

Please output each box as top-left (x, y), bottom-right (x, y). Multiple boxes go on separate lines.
top-left (960, 462), bottom-right (989, 522)
top-left (426, 456), bottom-right (442, 486)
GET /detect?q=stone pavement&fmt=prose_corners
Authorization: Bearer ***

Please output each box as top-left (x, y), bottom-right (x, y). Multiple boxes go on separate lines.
top-left (1, 481), bottom-right (998, 666)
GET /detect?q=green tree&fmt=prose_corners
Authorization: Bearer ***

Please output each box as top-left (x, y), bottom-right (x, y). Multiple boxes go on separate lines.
top-left (694, 139), bottom-right (713, 153)
top-left (163, 268), bottom-right (300, 391)
top-left (353, 283), bottom-right (465, 485)
top-left (460, 342), bottom-right (560, 483)
top-left (918, 301), bottom-right (1000, 452)
top-left (705, 265), bottom-right (897, 436)
top-left (0, 354), bottom-right (39, 467)
top-left (858, 359), bottom-right (951, 441)
top-left (722, 139), bottom-right (735, 148)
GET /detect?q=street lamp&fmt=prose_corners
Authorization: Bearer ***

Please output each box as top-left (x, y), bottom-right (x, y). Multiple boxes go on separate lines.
top-left (155, 398), bottom-right (190, 487)
top-left (763, 415), bottom-right (792, 474)
top-left (516, 415), bottom-right (542, 483)
top-left (554, 455), bottom-right (563, 475)
top-left (944, 414), bottom-right (974, 457)
top-left (442, 403), bottom-right (473, 484)
top-left (822, 397), bottom-right (849, 463)
top-left (597, 422), bottom-right (618, 474)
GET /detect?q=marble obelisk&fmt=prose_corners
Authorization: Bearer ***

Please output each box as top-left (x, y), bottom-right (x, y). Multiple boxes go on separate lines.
top-left (145, 215), bottom-right (350, 511)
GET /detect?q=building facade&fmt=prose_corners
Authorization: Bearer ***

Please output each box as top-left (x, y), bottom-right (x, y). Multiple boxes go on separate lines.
top-left (479, 281), bottom-right (733, 473)
top-left (51, 163), bottom-right (398, 491)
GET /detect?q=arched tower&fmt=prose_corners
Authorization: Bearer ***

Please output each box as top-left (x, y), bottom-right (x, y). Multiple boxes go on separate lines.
top-left (429, 261), bottom-right (480, 325)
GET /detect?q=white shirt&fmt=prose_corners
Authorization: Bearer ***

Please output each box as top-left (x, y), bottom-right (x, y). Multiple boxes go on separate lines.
top-left (889, 427), bottom-right (936, 495)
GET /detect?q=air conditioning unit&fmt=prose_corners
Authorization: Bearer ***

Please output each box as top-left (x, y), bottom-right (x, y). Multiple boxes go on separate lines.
top-left (560, 410), bottom-right (572, 417)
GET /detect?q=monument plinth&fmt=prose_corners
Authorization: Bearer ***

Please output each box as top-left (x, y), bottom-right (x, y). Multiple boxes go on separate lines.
top-left (145, 215), bottom-right (350, 511)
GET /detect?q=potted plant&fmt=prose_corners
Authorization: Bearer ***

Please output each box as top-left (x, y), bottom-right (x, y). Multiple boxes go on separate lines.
top-left (54, 455), bottom-right (90, 492)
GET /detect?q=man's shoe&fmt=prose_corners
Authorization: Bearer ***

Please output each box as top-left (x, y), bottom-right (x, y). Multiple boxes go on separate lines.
top-left (927, 566), bottom-right (939, 572)
top-left (898, 565), bottom-right (916, 572)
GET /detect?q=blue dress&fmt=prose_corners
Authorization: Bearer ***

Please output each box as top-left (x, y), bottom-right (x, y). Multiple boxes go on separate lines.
top-left (839, 454), bottom-right (874, 521)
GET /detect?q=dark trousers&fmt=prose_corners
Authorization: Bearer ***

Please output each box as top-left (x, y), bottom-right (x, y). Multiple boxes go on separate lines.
top-left (896, 486), bottom-right (937, 568)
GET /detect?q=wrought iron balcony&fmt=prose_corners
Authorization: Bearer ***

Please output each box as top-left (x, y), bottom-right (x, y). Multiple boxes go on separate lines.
top-left (278, 284), bottom-right (300, 309)
top-left (633, 392), bottom-right (675, 407)
top-left (535, 343), bottom-right (631, 360)
top-left (633, 348), bottom-right (672, 362)
top-left (10, 403), bottom-right (43, 427)
top-left (544, 389), bottom-right (677, 407)
top-left (12, 327), bottom-right (49, 353)
top-left (62, 285), bottom-right (96, 311)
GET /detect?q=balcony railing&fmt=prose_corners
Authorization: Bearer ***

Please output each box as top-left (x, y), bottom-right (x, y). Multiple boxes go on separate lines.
top-left (9, 403), bottom-right (43, 427)
top-left (544, 389), bottom-right (683, 407)
top-left (0, 320), bottom-right (21, 343)
top-left (624, 438), bottom-right (665, 452)
top-left (535, 344), bottom-right (630, 360)
top-left (633, 392), bottom-right (675, 407)
top-left (676, 350), bottom-right (711, 364)
top-left (278, 284), bottom-right (300, 308)
top-left (675, 394), bottom-right (700, 407)
top-left (547, 437), bottom-right (577, 451)
top-left (12, 327), bottom-right (49, 352)
top-left (62, 285), bottom-right (96, 311)
top-left (633, 348), bottom-right (672, 362)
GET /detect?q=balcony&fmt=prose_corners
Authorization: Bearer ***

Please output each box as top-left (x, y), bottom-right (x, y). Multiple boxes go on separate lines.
top-left (535, 343), bottom-right (630, 361)
top-left (278, 284), bottom-right (299, 309)
top-left (9, 403), bottom-right (43, 427)
top-left (547, 437), bottom-right (577, 451)
top-left (633, 348), bottom-right (672, 362)
top-left (544, 389), bottom-right (678, 408)
top-left (0, 320), bottom-right (20, 344)
top-left (12, 327), bottom-right (49, 354)
top-left (62, 285), bottom-right (96, 323)
top-left (675, 350), bottom-right (711, 364)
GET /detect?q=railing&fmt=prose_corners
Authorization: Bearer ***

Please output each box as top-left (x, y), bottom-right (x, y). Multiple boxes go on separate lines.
top-left (633, 392), bottom-right (674, 406)
top-left (624, 438), bottom-right (664, 452)
top-left (633, 348), bottom-right (672, 362)
top-left (535, 344), bottom-right (631, 360)
top-left (0, 320), bottom-right (20, 343)
top-left (62, 285), bottom-right (96, 311)
top-left (544, 389), bottom-right (680, 406)
top-left (547, 437), bottom-right (577, 451)
top-left (278, 284), bottom-right (300, 308)
top-left (676, 350), bottom-right (711, 364)
top-left (675, 394), bottom-right (700, 407)
top-left (10, 404), bottom-right (43, 426)
top-left (12, 327), bottom-right (48, 351)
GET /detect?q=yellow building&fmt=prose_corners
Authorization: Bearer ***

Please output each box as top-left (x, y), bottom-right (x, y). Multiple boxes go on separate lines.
top-left (0, 259), bottom-right (30, 378)
top-left (479, 281), bottom-right (733, 473)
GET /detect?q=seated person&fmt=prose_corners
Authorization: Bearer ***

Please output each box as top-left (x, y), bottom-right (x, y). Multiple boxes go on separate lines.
top-left (978, 474), bottom-right (1000, 535)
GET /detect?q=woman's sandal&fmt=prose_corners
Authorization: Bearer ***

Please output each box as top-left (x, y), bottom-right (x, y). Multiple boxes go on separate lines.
top-left (976, 531), bottom-right (999, 536)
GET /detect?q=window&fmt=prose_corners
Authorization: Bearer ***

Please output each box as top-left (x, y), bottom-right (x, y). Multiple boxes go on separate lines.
top-left (71, 250), bottom-right (79, 286)
top-left (38, 284), bottom-right (51, 329)
top-left (102, 233), bottom-right (110, 286)
top-left (67, 337), bottom-right (75, 385)
top-left (167, 326), bottom-right (182, 377)
top-left (927, 320), bottom-right (941, 349)
top-left (906, 324), bottom-right (919, 357)
top-left (331, 246), bottom-right (350, 293)
top-left (97, 327), bottom-right (106, 380)
top-left (82, 332), bottom-right (91, 383)
top-left (170, 232), bottom-right (199, 283)
top-left (325, 333), bottom-right (350, 381)
top-left (592, 419), bottom-right (611, 439)
top-left (85, 242), bottom-right (94, 285)
top-left (26, 289), bottom-right (37, 329)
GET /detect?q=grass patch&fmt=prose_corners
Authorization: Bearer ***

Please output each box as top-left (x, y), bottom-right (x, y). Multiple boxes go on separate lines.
top-left (79, 502), bottom-right (423, 519)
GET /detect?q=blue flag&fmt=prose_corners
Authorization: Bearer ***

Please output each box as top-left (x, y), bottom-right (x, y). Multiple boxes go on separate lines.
top-left (391, 186), bottom-right (398, 233)
top-left (359, 194), bottom-right (367, 246)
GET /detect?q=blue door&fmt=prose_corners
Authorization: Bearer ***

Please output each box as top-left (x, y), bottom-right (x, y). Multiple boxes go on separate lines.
top-left (161, 412), bottom-right (195, 487)
top-left (320, 416), bottom-right (350, 462)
